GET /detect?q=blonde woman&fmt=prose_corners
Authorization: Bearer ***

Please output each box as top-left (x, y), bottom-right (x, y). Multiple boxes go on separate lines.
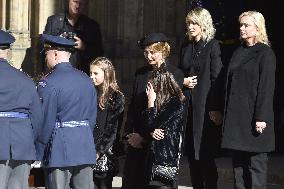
top-left (90, 57), bottom-right (125, 189)
top-left (221, 11), bottom-right (276, 189)
top-left (178, 7), bottom-right (223, 189)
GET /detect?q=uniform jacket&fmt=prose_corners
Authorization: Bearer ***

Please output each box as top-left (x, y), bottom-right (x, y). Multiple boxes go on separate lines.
top-left (124, 61), bottom-right (184, 139)
top-left (179, 39), bottom-right (223, 159)
top-left (36, 62), bottom-right (97, 167)
top-left (44, 14), bottom-right (104, 73)
top-left (0, 58), bottom-right (43, 160)
top-left (94, 91), bottom-right (125, 155)
top-left (222, 43), bottom-right (276, 152)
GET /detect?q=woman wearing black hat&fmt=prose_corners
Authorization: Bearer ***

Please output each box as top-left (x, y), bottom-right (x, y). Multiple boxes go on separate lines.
top-left (122, 33), bottom-right (184, 189)
top-left (179, 8), bottom-right (223, 189)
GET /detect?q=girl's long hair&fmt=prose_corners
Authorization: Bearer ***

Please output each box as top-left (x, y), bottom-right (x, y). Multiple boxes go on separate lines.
top-left (148, 67), bottom-right (185, 111)
top-left (90, 57), bottom-right (122, 110)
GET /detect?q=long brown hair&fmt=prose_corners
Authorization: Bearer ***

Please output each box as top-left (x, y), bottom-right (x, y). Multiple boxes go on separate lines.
top-left (90, 57), bottom-right (122, 110)
top-left (148, 67), bottom-right (185, 111)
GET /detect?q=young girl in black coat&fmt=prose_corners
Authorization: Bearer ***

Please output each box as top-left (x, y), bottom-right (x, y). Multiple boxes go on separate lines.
top-left (144, 67), bottom-right (185, 189)
top-left (90, 57), bottom-right (125, 189)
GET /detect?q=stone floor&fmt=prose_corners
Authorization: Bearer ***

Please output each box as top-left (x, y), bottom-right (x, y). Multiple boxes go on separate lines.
top-left (29, 153), bottom-right (284, 189)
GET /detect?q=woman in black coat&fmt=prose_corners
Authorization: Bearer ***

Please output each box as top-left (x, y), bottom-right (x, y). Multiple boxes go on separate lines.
top-left (121, 33), bottom-right (184, 189)
top-left (179, 8), bottom-right (223, 189)
top-left (222, 11), bottom-right (276, 189)
top-left (90, 57), bottom-right (125, 189)
top-left (144, 68), bottom-right (185, 189)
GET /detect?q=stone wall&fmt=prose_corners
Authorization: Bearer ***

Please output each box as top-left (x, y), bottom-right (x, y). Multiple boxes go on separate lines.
top-left (0, 0), bottom-right (188, 93)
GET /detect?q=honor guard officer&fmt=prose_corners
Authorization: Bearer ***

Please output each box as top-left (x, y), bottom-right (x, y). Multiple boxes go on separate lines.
top-left (36, 34), bottom-right (97, 189)
top-left (0, 30), bottom-right (43, 189)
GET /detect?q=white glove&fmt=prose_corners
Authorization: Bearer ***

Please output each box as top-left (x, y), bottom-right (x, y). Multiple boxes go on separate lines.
top-left (31, 161), bottom-right (42, 168)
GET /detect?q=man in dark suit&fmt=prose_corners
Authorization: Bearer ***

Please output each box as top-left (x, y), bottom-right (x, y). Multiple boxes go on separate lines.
top-left (36, 34), bottom-right (97, 188)
top-left (43, 0), bottom-right (104, 74)
top-left (0, 29), bottom-right (43, 188)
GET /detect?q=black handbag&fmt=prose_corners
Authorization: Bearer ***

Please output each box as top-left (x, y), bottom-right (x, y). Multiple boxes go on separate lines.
top-left (93, 154), bottom-right (109, 173)
top-left (93, 153), bottom-right (119, 176)
top-left (151, 132), bottom-right (183, 183)
top-left (151, 164), bottom-right (178, 181)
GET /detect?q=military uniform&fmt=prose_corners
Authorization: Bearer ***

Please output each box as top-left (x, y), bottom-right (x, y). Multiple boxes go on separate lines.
top-left (36, 34), bottom-right (97, 189)
top-left (0, 29), bottom-right (43, 189)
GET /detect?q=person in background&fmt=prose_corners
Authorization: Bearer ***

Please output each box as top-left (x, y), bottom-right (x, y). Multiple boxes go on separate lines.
top-left (0, 30), bottom-right (43, 189)
top-left (221, 11), bottom-right (276, 189)
top-left (43, 0), bottom-right (104, 74)
top-left (90, 57), bottom-right (125, 189)
top-left (179, 7), bottom-right (223, 189)
top-left (122, 33), bottom-right (184, 189)
top-left (36, 34), bottom-right (97, 189)
top-left (144, 68), bottom-right (185, 189)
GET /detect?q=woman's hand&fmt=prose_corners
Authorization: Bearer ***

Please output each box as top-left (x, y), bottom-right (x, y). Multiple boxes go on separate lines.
top-left (74, 36), bottom-right (86, 51)
top-left (146, 82), bottom-right (156, 108)
top-left (151, 129), bottom-right (165, 140)
top-left (209, 111), bottom-right (223, 125)
top-left (256, 121), bottom-right (267, 134)
top-left (183, 76), bottom-right (198, 89)
top-left (126, 133), bottom-right (144, 148)
top-left (96, 152), bottom-right (100, 160)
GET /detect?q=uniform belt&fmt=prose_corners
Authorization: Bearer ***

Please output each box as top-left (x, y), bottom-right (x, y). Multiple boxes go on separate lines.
top-left (0, 112), bottom-right (29, 119)
top-left (55, 120), bottom-right (89, 128)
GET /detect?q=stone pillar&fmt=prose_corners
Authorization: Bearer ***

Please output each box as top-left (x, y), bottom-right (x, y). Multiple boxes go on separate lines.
top-left (5, 0), bottom-right (31, 69)
top-left (0, 0), bottom-right (6, 29)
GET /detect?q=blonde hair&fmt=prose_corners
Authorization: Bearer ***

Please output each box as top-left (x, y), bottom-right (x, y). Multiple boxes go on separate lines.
top-left (185, 7), bottom-right (216, 42)
top-left (239, 11), bottom-right (270, 46)
top-left (90, 57), bottom-right (122, 110)
top-left (145, 42), bottom-right (171, 59)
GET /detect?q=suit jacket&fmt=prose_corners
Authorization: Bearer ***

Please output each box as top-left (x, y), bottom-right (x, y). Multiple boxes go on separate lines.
top-left (36, 62), bottom-right (97, 167)
top-left (44, 14), bottom-right (104, 74)
top-left (222, 43), bottom-right (276, 152)
top-left (0, 58), bottom-right (43, 160)
top-left (179, 39), bottom-right (223, 159)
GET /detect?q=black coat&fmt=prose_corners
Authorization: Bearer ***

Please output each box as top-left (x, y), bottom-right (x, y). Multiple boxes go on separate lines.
top-left (143, 96), bottom-right (184, 166)
top-left (94, 91), bottom-right (125, 155)
top-left (124, 61), bottom-right (184, 138)
top-left (222, 43), bottom-right (276, 152)
top-left (44, 14), bottom-right (104, 74)
top-left (122, 62), bottom-right (184, 189)
top-left (179, 39), bottom-right (223, 160)
top-left (143, 96), bottom-right (184, 186)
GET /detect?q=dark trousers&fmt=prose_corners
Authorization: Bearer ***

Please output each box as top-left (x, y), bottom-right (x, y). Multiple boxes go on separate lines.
top-left (94, 175), bottom-right (113, 189)
top-left (188, 157), bottom-right (218, 189)
top-left (121, 146), bottom-right (148, 189)
top-left (232, 151), bottom-right (268, 189)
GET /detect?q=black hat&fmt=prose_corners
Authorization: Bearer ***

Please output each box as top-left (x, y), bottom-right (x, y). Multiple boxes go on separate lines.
top-left (138, 33), bottom-right (170, 49)
top-left (0, 30), bottom-right (15, 49)
top-left (41, 34), bottom-right (75, 52)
